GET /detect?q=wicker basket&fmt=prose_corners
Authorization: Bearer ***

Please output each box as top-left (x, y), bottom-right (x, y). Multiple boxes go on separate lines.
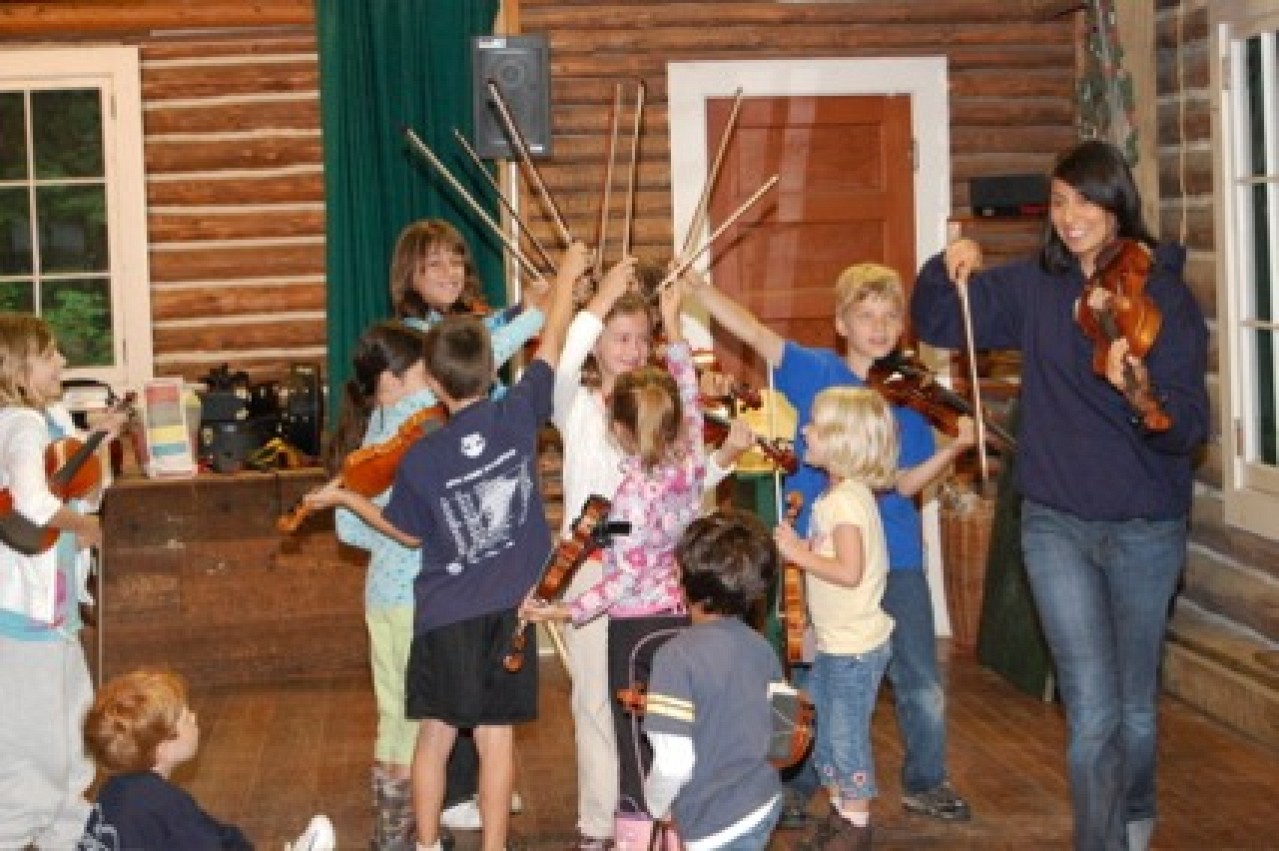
top-left (938, 482), bottom-right (997, 652)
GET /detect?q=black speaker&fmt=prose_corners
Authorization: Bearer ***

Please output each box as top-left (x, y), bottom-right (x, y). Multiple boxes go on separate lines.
top-left (969, 174), bottom-right (1049, 217)
top-left (472, 34), bottom-right (552, 159)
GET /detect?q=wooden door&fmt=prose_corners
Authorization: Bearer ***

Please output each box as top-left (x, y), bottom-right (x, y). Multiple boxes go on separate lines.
top-left (704, 95), bottom-right (916, 383)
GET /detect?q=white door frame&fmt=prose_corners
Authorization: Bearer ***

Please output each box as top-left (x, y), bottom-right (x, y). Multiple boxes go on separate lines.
top-left (666, 56), bottom-right (955, 636)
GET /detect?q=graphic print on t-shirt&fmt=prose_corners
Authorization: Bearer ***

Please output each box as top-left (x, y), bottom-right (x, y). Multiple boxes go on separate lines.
top-left (440, 446), bottom-right (535, 572)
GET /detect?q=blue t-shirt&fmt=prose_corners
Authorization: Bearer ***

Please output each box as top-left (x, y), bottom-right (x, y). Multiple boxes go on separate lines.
top-left (384, 360), bottom-right (554, 634)
top-left (773, 341), bottom-right (934, 570)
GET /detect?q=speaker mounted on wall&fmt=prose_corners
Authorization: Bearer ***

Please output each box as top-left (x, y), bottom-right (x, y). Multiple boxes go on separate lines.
top-left (472, 34), bottom-right (552, 159)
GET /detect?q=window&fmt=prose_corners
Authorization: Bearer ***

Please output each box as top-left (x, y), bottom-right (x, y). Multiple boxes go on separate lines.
top-left (1216, 2), bottom-right (1279, 536)
top-left (0, 47), bottom-right (152, 393)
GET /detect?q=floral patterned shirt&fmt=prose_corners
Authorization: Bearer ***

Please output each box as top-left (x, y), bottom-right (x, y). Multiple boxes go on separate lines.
top-left (569, 341), bottom-right (705, 624)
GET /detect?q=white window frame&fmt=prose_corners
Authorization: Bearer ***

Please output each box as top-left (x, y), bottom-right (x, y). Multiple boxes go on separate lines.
top-left (0, 46), bottom-right (153, 392)
top-left (1215, 0), bottom-right (1279, 537)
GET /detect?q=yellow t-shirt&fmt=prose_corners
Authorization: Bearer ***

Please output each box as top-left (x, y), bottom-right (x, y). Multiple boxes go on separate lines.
top-left (805, 479), bottom-right (894, 655)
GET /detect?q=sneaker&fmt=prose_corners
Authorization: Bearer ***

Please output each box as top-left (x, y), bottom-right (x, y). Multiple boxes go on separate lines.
top-left (288, 814), bottom-right (336, 851)
top-left (902, 781), bottom-right (972, 822)
top-left (569, 834), bottom-right (613, 851)
top-left (441, 799), bottom-right (483, 831)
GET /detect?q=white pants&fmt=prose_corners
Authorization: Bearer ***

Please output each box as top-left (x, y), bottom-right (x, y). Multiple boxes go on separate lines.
top-left (563, 559), bottom-right (618, 838)
top-left (0, 633), bottom-right (94, 849)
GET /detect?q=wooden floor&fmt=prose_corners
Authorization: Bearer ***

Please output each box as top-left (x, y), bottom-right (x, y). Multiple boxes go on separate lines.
top-left (165, 643), bottom-right (1279, 851)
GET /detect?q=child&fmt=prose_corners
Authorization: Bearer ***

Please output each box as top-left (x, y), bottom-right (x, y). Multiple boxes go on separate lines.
top-left (356, 240), bottom-right (583, 851)
top-left (526, 275), bottom-right (735, 822)
top-left (388, 217), bottom-right (549, 832)
top-left (390, 218), bottom-right (546, 400)
top-left (310, 321), bottom-right (441, 850)
top-left (689, 264), bottom-right (977, 825)
top-left (643, 509), bottom-right (785, 851)
top-left (551, 258), bottom-right (752, 850)
top-left (0, 313), bottom-right (120, 849)
top-left (773, 387), bottom-right (898, 849)
top-left (81, 668), bottom-right (333, 850)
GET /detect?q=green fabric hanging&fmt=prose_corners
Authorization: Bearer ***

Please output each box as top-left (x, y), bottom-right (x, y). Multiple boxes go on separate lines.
top-left (316, 0), bottom-right (503, 407)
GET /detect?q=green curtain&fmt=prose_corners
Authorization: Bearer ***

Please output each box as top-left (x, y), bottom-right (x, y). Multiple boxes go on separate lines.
top-left (316, 0), bottom-right (503, 406)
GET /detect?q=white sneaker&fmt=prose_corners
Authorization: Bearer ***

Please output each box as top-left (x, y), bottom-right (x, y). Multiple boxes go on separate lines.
top-left (440, 799), bottom-right (483, 830)
top-left (287, 814), bottom-right (336, 851)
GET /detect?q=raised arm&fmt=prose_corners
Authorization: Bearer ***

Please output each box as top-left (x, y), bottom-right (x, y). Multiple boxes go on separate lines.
top-left (534, 240), bottom-right (590, 369)
top-left (684, 267), bottom-right (785, 366)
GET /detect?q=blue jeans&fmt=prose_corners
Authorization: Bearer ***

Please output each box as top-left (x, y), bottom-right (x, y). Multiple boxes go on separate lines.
top-left (1020, 500), bottom-right (1186, 851)
top-left (712, 796), bottom-right (781, 851)
top-left (784, 570), bottom-right (947, 799)
top-left (810, 640), bottom-right (892, 802)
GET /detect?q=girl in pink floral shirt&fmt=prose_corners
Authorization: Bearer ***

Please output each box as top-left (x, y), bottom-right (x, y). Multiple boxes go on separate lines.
top-left (525, 277), bottom-right (707, 817)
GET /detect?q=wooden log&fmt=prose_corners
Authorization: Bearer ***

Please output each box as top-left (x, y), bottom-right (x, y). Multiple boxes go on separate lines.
top-left (141, 62), bottom-right (319, 101)
top-left (0, 0), bottom-right (313, 35)
top-left (145, 99), bottom-right (321, 135)
top-left (148, 244), bottom-right (325, 282)
top-left (144, 137), bottom-right (323, 174)
top-left (152, 319), bottom-right (326, 353)
top-left (148, 209), bottom-right (326, 243)
top-left (142, 35), bottom-right (317, 62)
top-left (152, 284), bottom-right (326, 321)
top-left (147, 172), bottom-right (325, 206)
top-left (521, 0), bottom-right (1066, 27)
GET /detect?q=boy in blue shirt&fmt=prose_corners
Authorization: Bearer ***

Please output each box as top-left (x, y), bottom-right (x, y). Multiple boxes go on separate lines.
top-left (688, 263), bottom-right (976, 824)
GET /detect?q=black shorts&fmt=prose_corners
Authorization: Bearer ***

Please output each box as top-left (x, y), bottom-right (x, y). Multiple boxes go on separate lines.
top-left (406, 608), bottom-right (539, 727)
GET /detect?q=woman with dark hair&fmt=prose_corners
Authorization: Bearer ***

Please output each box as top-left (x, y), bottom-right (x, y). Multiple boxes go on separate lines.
top-left (910, 140), bottom-right (1209, 851)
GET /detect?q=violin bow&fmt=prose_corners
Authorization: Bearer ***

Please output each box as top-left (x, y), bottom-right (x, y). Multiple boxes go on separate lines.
top-left (402, 126), bottom-right (549, 288)
top-left (486, 79), bottom-right (575, 248)
top-left (948, 223), bottom-right (991, 485)
top-left (656, 174), bottom-right (780, 292)
top-left (679, 87), bottom-right (744, 265)
top-left (594, 82), bottom-right (623, 280)
top-left (621, 79), bottom-right (645, 259)
top-left (452, 128), bottom-right (556, 275)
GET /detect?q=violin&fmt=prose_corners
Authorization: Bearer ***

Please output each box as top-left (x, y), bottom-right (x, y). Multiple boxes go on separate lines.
top-left (702, 410), bottom-right (797, 474)
top-left (0, 391), bottom-right (136, 555)
top-left (867, 350), bottom-right (1017, 450)
top-left (616, 679), bottom-right (815, 770)
top-left (1075, 239), bottom-right (1172, 432)
top-left (503, 494), bottom-right (619, 672)
top-left (777, 492), bottom-right (806, 670)
top-left (276, 404), bottom-right (444, 534)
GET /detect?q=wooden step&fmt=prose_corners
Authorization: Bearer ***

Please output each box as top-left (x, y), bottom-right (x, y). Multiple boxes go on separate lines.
top-left (1183, 544), bottom-right (1279, 639)
top-left (1164, 598), bottom-right (1279, 749)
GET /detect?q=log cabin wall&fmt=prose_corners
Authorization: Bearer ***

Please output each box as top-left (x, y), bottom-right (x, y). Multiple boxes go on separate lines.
top-left (1155, 0), bottom-right (1279, 748)
top-left (0, 0), bottom-right (322, 385)
top-left (510, 0), bottom-right (1080, 268)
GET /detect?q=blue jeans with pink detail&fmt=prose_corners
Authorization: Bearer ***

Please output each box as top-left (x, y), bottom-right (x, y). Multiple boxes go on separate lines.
top-left (809, 639), bottom-right (892, 803)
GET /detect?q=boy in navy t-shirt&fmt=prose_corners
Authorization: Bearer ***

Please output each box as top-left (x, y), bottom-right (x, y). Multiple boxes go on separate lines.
top-left (378, 242), bottom-right (585, 851)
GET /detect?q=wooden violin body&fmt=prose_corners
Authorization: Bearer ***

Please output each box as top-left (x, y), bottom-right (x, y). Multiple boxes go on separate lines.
top-left (778, 493), bottom-right (806, 670)
top-left (1075, 239), bottom-right (1172, 432)
top-left (868, 350), bottom-right (1017, 450)
top-left (0, 391), bottom-right (136, 555)
top-left (702, 410), bottom-right (797, 475)
top-left (503, 494), bottom-right (615, 672)
top-left (277, 404), bottom-right (444, 534)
